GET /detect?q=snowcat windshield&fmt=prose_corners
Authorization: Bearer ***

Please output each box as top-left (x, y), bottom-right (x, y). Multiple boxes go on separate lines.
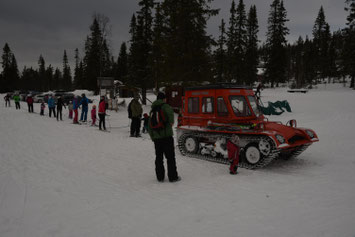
top-left (248, 96), bottom-right (262, 117)
top-left (229, 96), bottom-right (252, 117)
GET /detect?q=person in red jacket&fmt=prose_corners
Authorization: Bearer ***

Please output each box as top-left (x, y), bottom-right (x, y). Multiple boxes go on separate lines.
top-left (26, 94), bottom-right (34, 113)
top-left (227, 135), bottom-right (240, 175)
top-left (98, 96), bottom-right (106, 130)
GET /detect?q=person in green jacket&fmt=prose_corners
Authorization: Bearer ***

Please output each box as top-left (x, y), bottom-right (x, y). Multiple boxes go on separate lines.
top-left (13, 94), bottom-right (21, 109)
top-left (128, 95), bottom-right (143, 137)
top-left (148, 92), bottom-right (180, 183)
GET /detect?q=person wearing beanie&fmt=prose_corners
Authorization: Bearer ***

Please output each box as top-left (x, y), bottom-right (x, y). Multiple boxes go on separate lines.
top-left (128, 94), bottom-right (143, 137)
top-left (148, 92), bottom-right (180, 183)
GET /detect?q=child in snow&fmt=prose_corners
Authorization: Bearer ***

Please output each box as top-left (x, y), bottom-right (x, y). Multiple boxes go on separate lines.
top-left (227, 135), bottom-right (240, 175)
top-left (142, 113), bottom-right (149, 133)
top-left (40, 102), bottom-right (45, 116)
top-left (91, 105), bottom-right (97, 126)
top-left (68, 101), bottom-right (73, 119)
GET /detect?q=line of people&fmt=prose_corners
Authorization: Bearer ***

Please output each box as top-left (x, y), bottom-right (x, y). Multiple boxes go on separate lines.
top-left (3, 93), bottom-right (106, 127)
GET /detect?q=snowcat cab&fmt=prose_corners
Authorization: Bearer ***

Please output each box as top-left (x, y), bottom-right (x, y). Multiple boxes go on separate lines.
top-left (177, 84), bottom-right (319, 169)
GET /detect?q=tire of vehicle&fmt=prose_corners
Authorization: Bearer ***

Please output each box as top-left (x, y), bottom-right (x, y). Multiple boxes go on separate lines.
top-left (244, 143), bottom-right (263, 165)
top-left (259, 139), bottom-right (271, 156)
top-left (183, 136), bottom-right (199, 154)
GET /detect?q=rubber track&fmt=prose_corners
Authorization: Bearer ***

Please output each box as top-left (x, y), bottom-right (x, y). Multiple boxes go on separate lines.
top-left (178, 131), bottom-right (280, 169)
top-left (280, 144), bottom-right (310, 160)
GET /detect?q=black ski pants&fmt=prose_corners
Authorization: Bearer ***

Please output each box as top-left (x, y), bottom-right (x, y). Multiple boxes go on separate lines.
top-left (15, 102), bottom-right (20, 109)
top-left (57, 107), bottom-right (63, 120)
top-left (154, 136), bottom-right (179, 182)
top-left (49, 107), bottom-right (56, 117)
top-left (28, 104), bottom-right (33, 113)
top-left (130, 117), bottom-right (141, 136)
top-left (99, 113), bottom-right (106, 130)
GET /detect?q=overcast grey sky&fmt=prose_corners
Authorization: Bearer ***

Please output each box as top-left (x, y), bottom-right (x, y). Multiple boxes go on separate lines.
top-left (0, 0), bottom-right (347, 72)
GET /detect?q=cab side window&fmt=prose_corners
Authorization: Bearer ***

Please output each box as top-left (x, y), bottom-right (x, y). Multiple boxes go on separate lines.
top-left (217, 97), bottom-right (228, 116)
top-left (188, 97), bottom-right (199, 113)
top-left (202, 97), bottom-right (214, 113)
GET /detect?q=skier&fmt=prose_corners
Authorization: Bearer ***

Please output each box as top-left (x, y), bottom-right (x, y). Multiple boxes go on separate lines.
top-left (4, 94), bottom-right (11, 107)
top-left (56, 96), bottom-right (66, 121)
top-left (73, 96), bottom-right (79, 124)
top-left (40, 102), bottom-right (45, 116)
top-left (128, 95), bottom-right (143, 137)
top-left (68, 101), bottom-right (73, 119)
top-left (78, 93), bottom-right (89, 122)
top-left (26, 94), bottom-right (34, 113)
top-left (227, 135), bottom-right (241, 175)
top-left (91, 105), bottom-right (97, 126)
top-left (98, 96), bottom-right (106, 130)
top-left (148, 92), bottom-right (180, 183)
top-left (112, 96), bottom-right (118, 112)
top-left (141, 113), bottom-right (149, 133)
top-left (48, 95), bottom-right (56, 118)
top-left (13, 93), bottom-right (20, 109)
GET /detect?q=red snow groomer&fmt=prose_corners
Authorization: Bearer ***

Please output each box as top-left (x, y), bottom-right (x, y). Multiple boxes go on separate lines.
top-left (177, 84), bottom-right (319, 169)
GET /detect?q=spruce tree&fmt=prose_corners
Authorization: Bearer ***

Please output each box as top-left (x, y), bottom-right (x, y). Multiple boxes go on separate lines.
top-left (53, 68), bottom-right (62, 90)
top-left (83, 16), bottom-right (112, 93)
top-left (294, 36), bottom-right (305, 87)
top-left (245, 5), bottom-right (259, 85)
top-left (226, 0), bottom-right (237, 82)
top-left (302, 36), bottom-right (318, 85)
top-left (214, 19), bottom-right (227, 82)
top-left (151, 2), bottom-right (165, 89)
top-left (38, 55), bottom-right (46, 91)
top-left (264, 0), bottom-right (289, 87)
top-left (127, 14), bottom-right (139, 87)
top-left (138, 0), bottom-right (155, 104)
top-left (1, 43), bottom-right (19, 92)
top-left (234, 0), bottom-right (247, 84)
top-left (46, 65), bottom-right (54, 90)
top-left (160, 0), bottom-right (218, 85)
top-left (344, 0), bottom-right (355, 88)
top-left (328, 35), bottom-right (338, 81)
top-left (62, 50), bottom-right (72, 90)
top-left (116, 42), bottom-right (128, 84)
top-left (312, 6), bottom-right (331, 81)
top-left (73, 48), bottom-right (82, 89)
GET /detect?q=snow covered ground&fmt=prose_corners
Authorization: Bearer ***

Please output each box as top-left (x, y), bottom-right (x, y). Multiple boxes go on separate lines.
top-left (1, 84), bottom-right (355, 237)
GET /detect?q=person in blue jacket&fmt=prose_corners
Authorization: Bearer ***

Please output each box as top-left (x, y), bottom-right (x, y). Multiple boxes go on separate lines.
top-left (78, 93), bottom-right (89, 122)
top-left (47, 95), bottom-right (56, 118)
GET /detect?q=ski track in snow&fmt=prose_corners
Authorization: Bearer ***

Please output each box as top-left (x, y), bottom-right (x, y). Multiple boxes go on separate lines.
top-left (1, 84), bottom-right (355, 237)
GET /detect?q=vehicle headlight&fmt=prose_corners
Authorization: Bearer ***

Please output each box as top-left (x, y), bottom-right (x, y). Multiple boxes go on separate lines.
top-left (306, 130), bottom-right (315, 138)
top-left (275, 134), bottom-right (286, 144)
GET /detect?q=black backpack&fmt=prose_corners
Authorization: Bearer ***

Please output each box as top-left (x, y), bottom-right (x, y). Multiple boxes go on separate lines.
top-left (149, 104), bottom-right (167, 130)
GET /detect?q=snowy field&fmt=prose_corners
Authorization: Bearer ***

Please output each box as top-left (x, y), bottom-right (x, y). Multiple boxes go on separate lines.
top-left (1, 84), bottom-right (355, 237)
